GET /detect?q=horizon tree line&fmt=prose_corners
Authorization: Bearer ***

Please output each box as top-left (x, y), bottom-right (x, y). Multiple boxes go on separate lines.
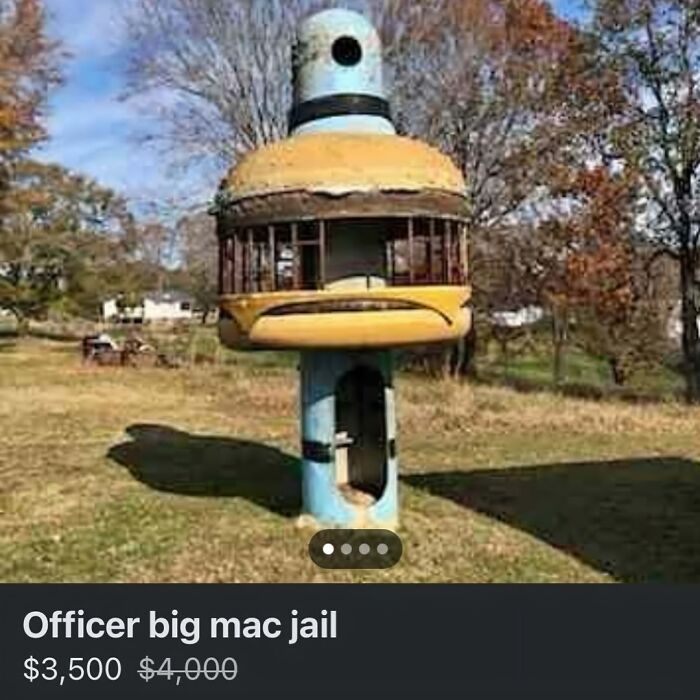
top-left (0, 0), bottom-right (698, 401)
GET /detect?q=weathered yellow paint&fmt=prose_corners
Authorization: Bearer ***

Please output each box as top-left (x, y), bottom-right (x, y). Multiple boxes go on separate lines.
top-left (249, 308), bottom-right (471, 349)
top-left (218, 286), bottom-right (472, 350)
top-left (222, 132), bottom-right (466, 201)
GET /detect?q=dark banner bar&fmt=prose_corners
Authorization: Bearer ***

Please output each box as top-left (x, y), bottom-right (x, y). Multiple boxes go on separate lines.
top-left (288, 93), bottom-right (393, 132)
top-left (1, 585), bottom-right (699, 699)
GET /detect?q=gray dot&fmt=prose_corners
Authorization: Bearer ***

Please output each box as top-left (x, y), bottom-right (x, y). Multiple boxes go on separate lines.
top-left (341, 543), bottom-right (352, 555)
top-left (358, 543), bottom-right (370, 555)
top-left (377, 543), bottom-right (389, 556)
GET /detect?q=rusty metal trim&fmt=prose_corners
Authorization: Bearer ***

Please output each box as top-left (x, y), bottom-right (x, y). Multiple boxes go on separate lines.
top-left (216, 189), bottom-right (467, 229)
top-left (259, 298), bottom-right (454, 326)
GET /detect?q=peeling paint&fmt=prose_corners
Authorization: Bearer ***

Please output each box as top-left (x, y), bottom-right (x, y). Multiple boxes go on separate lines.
top-left (300, 351), bottom-right (399, 529)
top-left (222, 133), bottom-right (467, 202)
top-left (214, 10), bottom-right (470, 531)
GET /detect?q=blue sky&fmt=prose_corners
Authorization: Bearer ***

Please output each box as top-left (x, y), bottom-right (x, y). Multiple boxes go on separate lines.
top-left (37, 0), bottom-right (586, 215)
top-left (553, 0), bottom-right (587, 20)
top-left (37, 0), bottom-right (200, 213)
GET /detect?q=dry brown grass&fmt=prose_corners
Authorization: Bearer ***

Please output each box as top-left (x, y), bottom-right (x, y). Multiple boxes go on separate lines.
top-left (2, 337), bottom-right (700, 583)
top-left (401, 377), bottom-right (700, 438)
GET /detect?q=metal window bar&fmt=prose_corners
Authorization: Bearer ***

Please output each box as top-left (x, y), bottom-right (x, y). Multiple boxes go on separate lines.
top-left (460, 223), bottom-right (468, 284)
top-left (429, 218), bottom-right (437, 284)
top-left (274, 226), bottom-right (285, 291)
top-left (246, 229), bottom-right (254, 293)
top-left (443, 219), bottom-right (453, 284)
top-left (239, 231), bottom-right (245, 293)
top-left (226, 237), bottom-right (234, 294)
top-left (452, 221), bottom-right (462, 284)
top-left (268, 225), bottom-right (276, 292)
top-left (232, 231), bottom-right (240, 294)
top-left (386, 238), bottom-right (394, 286)
top-left (291, 223), bottom-right (300, 289)
top-left (408, 217), bottom-right (415, 285)
top-left (254, 230), bottom-right (261, 292)
top-left (318, 220), bottom-right (326, 289)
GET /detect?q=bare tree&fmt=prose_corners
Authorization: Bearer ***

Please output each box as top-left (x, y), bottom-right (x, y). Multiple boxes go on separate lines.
top-left (176, 210), bottom-right (217, 323)
top-left (121, 1), bottom-right (599, 221)
top-left (593, 0), bottom-right (700, 401)
top-left (386, 1), bottom-right (620, 232)
top-left (122, 0), bottom-right (410, 168)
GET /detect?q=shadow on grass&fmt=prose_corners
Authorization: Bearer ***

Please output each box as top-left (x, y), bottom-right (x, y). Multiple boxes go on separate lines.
top-left (108, 424), bottom-right (301, 518)
top-left (405, 457), bottom-right (700, 582)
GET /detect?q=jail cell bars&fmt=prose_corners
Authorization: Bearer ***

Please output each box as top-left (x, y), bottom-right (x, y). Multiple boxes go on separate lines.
top-left (386, 218), bottom-right (467, 287)
top-left (218, 218), bottom-right (467, 294)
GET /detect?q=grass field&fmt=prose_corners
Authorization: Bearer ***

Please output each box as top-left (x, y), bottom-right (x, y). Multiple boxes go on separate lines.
top-left (477, 339), bottom-right (685, 400)
top-left (2, 335), bottom-right (700, 583)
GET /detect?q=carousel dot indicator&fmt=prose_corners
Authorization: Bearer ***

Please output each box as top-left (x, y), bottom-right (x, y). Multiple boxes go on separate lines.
top-left (309, 530), bottom-right (403, 569)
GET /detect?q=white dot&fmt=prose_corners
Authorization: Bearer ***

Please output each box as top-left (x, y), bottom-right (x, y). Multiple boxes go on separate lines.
top-left (322, 543), bottom-right (335, 555)
top-left (359, 543), bottom-right (370, 555)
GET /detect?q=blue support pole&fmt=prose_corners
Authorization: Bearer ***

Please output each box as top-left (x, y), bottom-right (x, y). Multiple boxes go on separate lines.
top-left (292, 11), bottom-right (400, 529)
top-left (300, 350), bottom-right (398, 528)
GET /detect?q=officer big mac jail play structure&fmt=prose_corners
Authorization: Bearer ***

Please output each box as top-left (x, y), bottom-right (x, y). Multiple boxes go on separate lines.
top-left (213, 9), bottom-right (471, 528)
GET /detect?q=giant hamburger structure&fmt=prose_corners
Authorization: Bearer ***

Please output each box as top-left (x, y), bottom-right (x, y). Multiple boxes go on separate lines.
top-left (214, 9), bottom-right (470, 528)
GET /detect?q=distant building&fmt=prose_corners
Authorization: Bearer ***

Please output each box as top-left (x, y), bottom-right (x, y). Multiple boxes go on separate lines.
top-left (666, 301), bottom-right (700, 344)
top-left (102, 291), bottom-right (195, 324)
top-left (490, 306), bottom-right (544, 329)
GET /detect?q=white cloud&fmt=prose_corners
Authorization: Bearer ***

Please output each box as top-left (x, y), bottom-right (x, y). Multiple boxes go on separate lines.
top-left (47, 0), bottom-right (126, 58)
top-left (38, 83), bottom-right (165, 196)
top-left (37, 0), bottom-right (216, 209)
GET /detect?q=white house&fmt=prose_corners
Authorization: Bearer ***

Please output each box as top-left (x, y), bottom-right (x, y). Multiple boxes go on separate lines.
top-left (102, 291), bottom-right (195, 324)
top-left (666, 301), bottom-right (700, 344)
top-left (490, 306), bottom-right (545, 329)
